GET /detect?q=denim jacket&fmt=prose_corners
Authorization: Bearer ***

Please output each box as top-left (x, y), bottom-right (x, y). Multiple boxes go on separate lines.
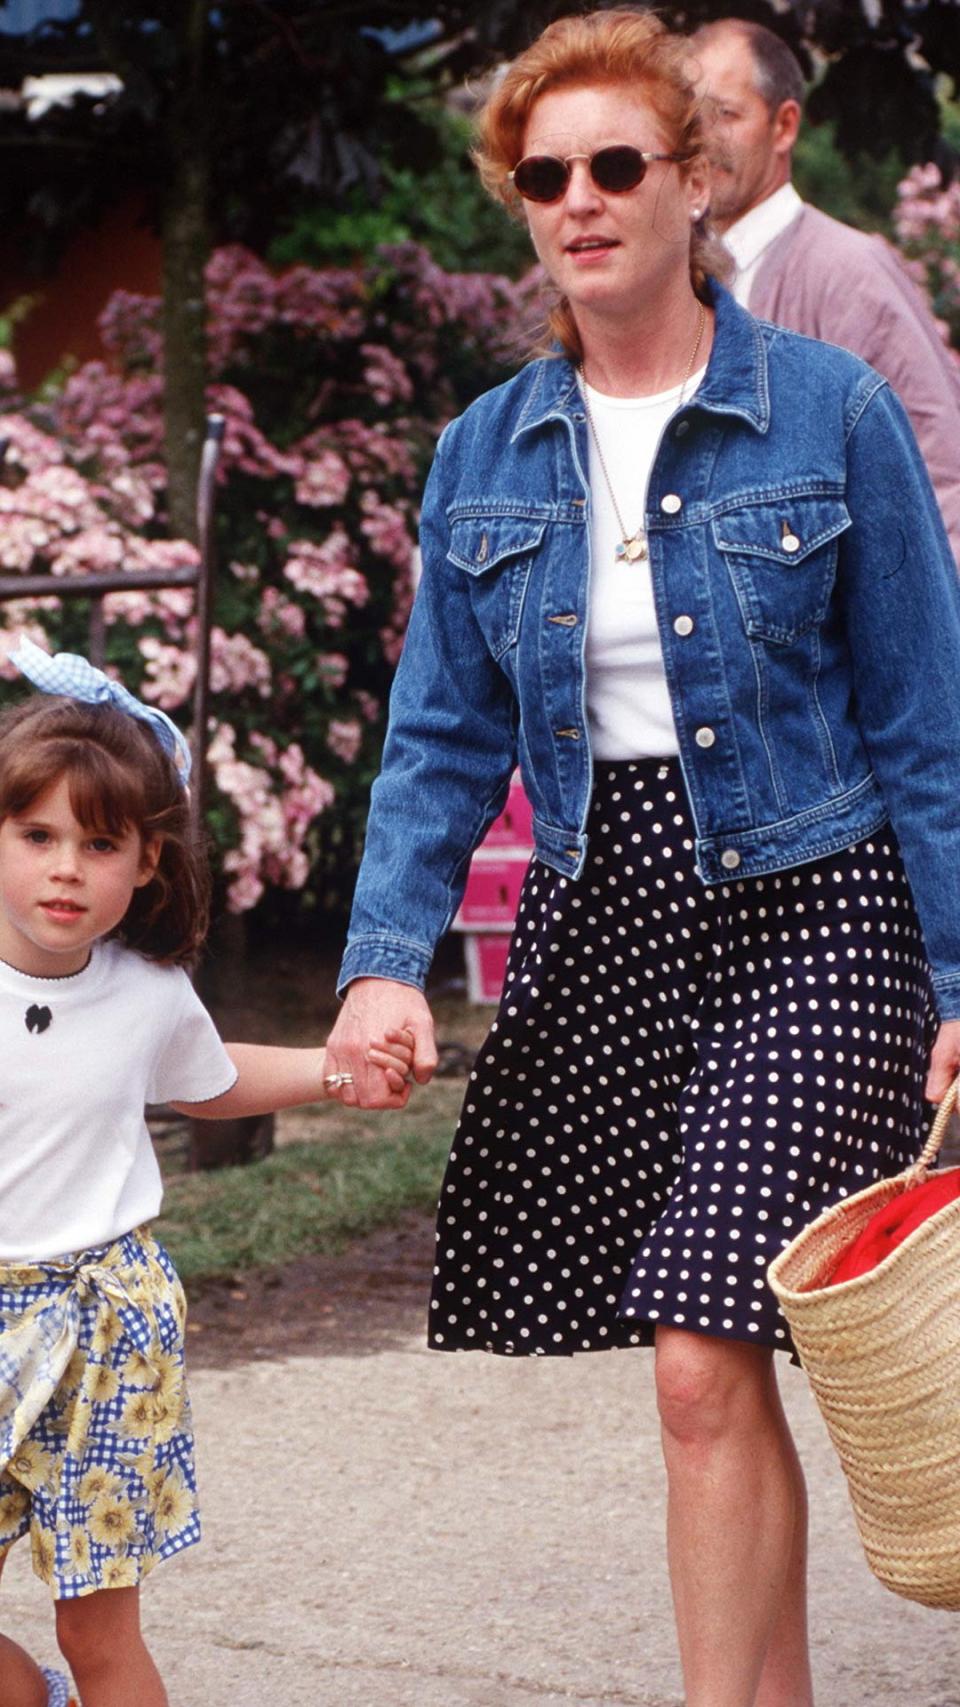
top-left (340, 284), bottom-right (960, 1018)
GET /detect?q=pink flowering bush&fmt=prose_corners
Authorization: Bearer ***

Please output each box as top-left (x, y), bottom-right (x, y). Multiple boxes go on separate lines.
top-left (893, 163), bottom-right (960, 359)
top-left (0, 243), bottom-right (532, 916)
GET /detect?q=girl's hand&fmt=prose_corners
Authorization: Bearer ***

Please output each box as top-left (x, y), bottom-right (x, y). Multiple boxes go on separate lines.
top-left (367, 1026), bottom-right (415, 1094)
top-left (924, 1020), bottom-right (960, 1102)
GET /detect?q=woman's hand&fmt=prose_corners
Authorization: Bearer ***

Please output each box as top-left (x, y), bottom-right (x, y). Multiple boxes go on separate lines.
top-left (323, 978), bottom-right (438, 1108)
top-left (924, 1020), bottom-right (960, 1102)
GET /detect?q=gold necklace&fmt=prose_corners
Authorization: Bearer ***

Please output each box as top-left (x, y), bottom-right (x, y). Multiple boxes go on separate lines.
top-left (580, 299), bottom-right (706, 564)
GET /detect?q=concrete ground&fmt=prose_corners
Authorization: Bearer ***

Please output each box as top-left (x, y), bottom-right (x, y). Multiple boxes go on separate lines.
top-left (5, 1222), bottom-right (960, 1707)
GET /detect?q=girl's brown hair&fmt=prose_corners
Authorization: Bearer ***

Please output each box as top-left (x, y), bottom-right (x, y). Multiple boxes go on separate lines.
top-left (0, 695), bottom-right (209, 965)
top-left (474, 7), bottom-right (732, 362)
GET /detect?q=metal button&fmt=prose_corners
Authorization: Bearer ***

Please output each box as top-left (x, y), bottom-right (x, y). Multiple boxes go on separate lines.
top-left (555, 727), bottom-right (580, 740)
top-left (674, 420), bottom-right (690, 438)
top-left (476, 532), bottom-right (489, 563)
top-left (661, 493), bottom-right (683, 515)
top-left (565, 848), bottom-right (579, 859)
top-left (781, 533), bottom-right (800, 554)
top-left (673, 615), bottom-right (694, 636)
top-left (548, 613), bottom-right (578, 627)
top-left (720, 849), bottom-right (741, 870)
top-left (695, 726), bottom-right (716, 749)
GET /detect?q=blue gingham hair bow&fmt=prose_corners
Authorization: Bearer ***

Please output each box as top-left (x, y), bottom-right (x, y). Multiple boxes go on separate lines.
top-left (10, 636), bottom-right (192, 784)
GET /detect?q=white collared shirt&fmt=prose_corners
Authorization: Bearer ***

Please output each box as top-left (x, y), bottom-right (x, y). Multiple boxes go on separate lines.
top-left (722, 182), bottom-right (803, 306)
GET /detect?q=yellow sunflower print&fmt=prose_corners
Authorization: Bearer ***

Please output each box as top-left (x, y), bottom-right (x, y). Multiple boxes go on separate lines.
top-left (0, 1229), bottom-right (200, 1599)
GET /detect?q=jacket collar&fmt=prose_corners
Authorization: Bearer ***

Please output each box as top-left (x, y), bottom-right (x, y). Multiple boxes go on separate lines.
top-left (511, 280), bottom-right (771, 440)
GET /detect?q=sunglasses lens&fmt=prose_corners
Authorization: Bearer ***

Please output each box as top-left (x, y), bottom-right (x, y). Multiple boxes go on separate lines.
top-left (512, 156), bottom-right (569, 202)
top-left (591, 146), bottom-right (647, 193)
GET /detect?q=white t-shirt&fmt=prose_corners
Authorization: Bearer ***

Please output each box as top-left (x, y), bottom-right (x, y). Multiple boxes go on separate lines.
top-left (0, 939), bottom-right (237, 1261)
top-left (584, 366), bottom-right (706, 760)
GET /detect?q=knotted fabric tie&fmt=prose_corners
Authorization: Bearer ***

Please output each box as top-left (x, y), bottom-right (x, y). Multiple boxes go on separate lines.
top-left (0, 1245), bottom-right (161, 1475)
top-left (10, 635), bottom-right (192, 784)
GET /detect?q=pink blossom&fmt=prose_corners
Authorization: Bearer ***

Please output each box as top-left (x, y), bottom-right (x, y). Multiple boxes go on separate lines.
top-left (126, 537), bottom-right (200, 575)
top-left (138, 638), bottom-right (197, 710)
top-left (0, 235), bottom-right (528, 915)
top-left (206, 721), bottom-right (238, 767)
top-left (209, 627), bottom-right (272, 697)
top-left (283, 531), bottom-right (369, 625)
top-left (0, 512), bottom-right (53, 571)
top-left (208, 718), bottom-right (333, 909)
top-left (326, 718), bottom-right (363, 764)
top-left (223, 862), bottom-right (265, 913)
top-left (49, 527), bottom-right (127, 578)
top-left (104, 589), bottom-right (157, 627)
top-left (0, 414), bottom-right (65, 472)
top-left (295, 448), bottom-right (351, 507)
top-left (326, 419), bottom-right (417, 484)
top-left (277, 742), bottom-right (307, 785)
top-left (104, 580), bottom-right (194, 632)
top-left (103, 468), bottom-right (155, 526)
top-left (353, 689), bottom-right (380, 723)
top-left (359, 492), bottom-right (414, 569)
top-left (258, 586), bottom-right (306, 639)
top-left (360, 342), bottom-right (413, 405)
top-left (208, 384), bottom-right (301, 481)
top-left (97, 290), bottom-right (164, 367)
top-left (250, 730), bottom-right (280, 765)
top-left (317, 651), bottom-right (349, 689)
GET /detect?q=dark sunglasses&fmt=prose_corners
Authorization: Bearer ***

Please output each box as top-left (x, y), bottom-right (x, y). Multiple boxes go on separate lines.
top-left (507, 145), bottom-right (691, 204)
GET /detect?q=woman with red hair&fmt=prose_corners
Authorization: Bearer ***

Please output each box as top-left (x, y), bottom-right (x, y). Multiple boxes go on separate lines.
top-left (326, 12), bottom-right (960, 1701)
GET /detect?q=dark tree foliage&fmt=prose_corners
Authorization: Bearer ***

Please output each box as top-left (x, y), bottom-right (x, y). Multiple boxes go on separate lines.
top-left (1, 1), bottom-right (957, 268)
top-left (1, 0), bottom-right (957, 526)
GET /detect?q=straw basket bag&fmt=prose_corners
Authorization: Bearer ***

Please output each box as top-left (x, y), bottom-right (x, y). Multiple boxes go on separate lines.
top-left (767, 1077), bottom-right (960, 1609)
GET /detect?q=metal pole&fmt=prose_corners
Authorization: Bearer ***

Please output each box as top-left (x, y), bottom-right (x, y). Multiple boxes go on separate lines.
top-left (88, 596), bottom-right (107, 668)
top-left (190, 413), bottom-right (224, 832)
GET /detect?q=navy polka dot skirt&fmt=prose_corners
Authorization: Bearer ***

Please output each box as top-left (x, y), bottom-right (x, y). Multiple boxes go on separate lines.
top-left (429, 759), bottom-right (937, 1357)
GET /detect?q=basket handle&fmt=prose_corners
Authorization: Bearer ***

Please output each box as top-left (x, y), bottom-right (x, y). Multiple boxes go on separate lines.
top-left (911, 1071), bottom-right (960, 1176)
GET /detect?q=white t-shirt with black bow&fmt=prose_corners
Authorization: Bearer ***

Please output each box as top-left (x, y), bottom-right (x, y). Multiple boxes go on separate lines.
top-left (0, 938), bottom-right (236, 1261)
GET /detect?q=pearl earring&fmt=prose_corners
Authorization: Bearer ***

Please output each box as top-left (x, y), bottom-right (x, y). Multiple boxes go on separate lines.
top-left (691, 208), bottom-right (702, 220)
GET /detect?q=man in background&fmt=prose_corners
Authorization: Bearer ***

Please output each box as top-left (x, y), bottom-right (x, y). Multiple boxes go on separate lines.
top-left (693, 17), bottom-right (960, 562)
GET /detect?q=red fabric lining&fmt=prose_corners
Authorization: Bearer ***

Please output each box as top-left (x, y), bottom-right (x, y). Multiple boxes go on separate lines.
top-left (827, 1172), bottom-right (960, 1286)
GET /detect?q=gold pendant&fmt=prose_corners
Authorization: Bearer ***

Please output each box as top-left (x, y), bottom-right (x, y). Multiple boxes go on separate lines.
top-left (617, 535), bottom-right (647, 563)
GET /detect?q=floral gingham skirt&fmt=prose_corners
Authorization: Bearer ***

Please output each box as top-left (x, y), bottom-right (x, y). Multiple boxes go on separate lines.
top-left (0, 1227), bottom-right (199, 1599)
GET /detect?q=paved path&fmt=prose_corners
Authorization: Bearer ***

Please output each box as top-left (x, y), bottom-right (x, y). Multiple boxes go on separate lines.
top-left (6, 1256), bottom-right (960, 1707)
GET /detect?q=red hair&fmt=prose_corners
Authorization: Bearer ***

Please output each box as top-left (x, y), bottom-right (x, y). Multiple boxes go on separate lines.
top-left (474, 8), bottom-right (731, 359)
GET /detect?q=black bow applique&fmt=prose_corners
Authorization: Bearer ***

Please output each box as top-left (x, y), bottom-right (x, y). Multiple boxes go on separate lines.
top-left (25, 1004), bottom-right (52, 1034)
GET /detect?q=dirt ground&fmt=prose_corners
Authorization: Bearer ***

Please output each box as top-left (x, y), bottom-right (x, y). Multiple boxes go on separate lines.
top-left (5, 1212), bottom-right (960, 1707)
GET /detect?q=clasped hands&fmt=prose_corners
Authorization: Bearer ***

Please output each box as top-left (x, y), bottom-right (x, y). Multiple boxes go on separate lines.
top-left (323, 977), bottom-right (438, 1109)
top-left (324, 991), bottom-right (960, 1114)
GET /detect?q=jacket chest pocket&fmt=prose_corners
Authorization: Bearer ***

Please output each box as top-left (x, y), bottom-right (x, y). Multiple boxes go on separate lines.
top-left (713, 497), bottom-right (851, 644)
top-left (447, 516), bottom-right (546, 659)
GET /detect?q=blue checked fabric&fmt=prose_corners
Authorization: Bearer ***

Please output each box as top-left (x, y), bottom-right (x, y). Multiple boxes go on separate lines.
top-left (42, 1669), bottom-right (72, 1707)
top-left (0, 1229), bottom-right (200, 1599)
top-left (10, 636), bottom-right (192, 784)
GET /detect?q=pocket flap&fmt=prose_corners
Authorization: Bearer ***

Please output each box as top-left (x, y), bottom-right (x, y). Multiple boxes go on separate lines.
top-left (448, 516), bottom-right (547, 575)
top-left (713, 497), bottom-right (851, 564)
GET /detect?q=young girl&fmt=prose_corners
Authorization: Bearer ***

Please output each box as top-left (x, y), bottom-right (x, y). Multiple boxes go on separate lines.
top-left (0, 639), bottom-right (414, 1707)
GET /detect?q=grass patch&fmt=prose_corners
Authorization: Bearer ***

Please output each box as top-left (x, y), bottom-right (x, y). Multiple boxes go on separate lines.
top-left (155, 1082), bottom-right (464, 1283)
